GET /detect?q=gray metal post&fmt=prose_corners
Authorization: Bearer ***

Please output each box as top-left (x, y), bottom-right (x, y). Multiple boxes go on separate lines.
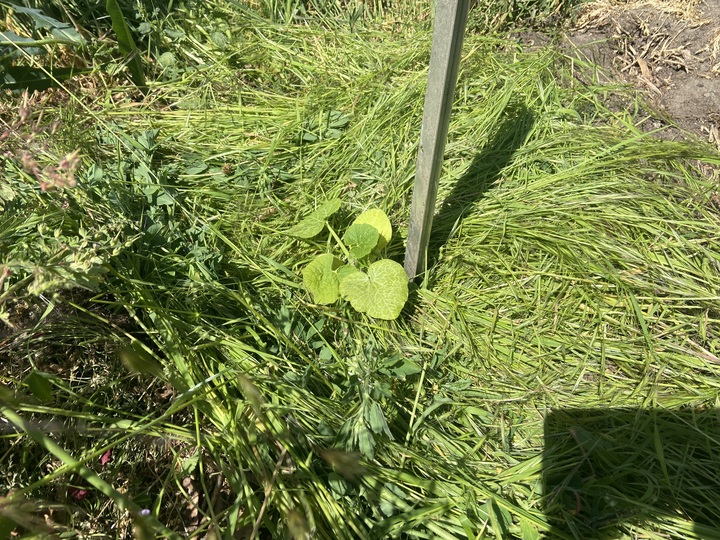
top-left (404, 0), bottom-right (469, 279)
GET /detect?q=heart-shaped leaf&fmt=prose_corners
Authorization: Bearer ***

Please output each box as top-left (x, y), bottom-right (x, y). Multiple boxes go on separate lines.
top-left (352, 209), bottom-right (392, 250)
top-left (343, 223), bottom-right (379, 259)
top-left (303, 254), bottom-right (343, 304)
top-left (339, 259), bottom-right (408, 320)
top-left (287, 199), bottom-right (342, 239)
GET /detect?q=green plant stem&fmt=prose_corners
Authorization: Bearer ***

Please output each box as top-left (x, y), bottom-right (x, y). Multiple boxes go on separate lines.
top-left (325, 221), bottom-right (351, 261)
top-left (400, 359), bottom-right (428, 470)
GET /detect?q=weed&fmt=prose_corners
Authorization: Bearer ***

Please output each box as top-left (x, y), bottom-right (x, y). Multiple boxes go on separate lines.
top-left (0, 1), bottom-right (86, 91)
top-left (1, 92), bottom-right (79, 192)
top-left (288, 200), bottom-right (409, 320)
top-left (1, 0), bottom-right (720, 538)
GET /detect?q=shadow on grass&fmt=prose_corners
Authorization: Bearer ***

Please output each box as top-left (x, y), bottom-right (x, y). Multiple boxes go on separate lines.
top-left (543, 408), bottom-right (720, 540)
top-left (426, 105), bottom-right (534, 273)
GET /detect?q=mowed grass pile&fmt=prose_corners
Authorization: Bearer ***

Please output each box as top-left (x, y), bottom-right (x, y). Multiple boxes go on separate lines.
top-left (2, 0), bottom-right (720, 538)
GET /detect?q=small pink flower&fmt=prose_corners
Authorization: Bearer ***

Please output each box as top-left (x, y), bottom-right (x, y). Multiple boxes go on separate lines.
top-left (70, 489), bottom-right (89, 500)
top-left (101, 449), bottom-right (112, 467)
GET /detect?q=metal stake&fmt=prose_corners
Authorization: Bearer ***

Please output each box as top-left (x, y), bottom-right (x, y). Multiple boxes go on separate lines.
top-left (404, 0), bottom-right (469, 279)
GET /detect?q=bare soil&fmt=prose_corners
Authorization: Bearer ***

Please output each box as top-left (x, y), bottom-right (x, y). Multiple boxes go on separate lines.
top-left (564, 0), bottom-right (720, 146)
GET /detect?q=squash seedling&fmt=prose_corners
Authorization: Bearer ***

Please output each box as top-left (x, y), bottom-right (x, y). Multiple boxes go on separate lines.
top-left (287, 200), bottom-right (408, 320)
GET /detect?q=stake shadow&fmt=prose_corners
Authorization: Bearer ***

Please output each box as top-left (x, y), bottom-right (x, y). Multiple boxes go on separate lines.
top-left (426, 105), bottom-right (534, 273)
top-left (543, 408), bottom-right (720, 539)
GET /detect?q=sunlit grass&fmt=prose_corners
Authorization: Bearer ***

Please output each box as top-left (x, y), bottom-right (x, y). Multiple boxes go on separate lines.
top-left (1, 0), bottom-right (720, 538)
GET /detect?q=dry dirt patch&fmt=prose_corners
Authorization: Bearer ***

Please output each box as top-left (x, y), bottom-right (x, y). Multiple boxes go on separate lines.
top-left (565, 0), bottom-right (720, 146)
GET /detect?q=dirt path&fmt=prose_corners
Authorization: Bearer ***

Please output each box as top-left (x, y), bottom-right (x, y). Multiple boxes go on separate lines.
top-left (564, 0), bottom-right (720, 146)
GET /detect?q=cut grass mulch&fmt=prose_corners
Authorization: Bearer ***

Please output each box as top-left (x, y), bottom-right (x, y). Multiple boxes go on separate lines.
top-left (2, 1), bottom-right (720, 538)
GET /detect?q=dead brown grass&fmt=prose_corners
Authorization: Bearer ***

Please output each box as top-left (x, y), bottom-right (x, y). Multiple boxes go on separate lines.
top-left (576, 0), bottom-right (705, 28)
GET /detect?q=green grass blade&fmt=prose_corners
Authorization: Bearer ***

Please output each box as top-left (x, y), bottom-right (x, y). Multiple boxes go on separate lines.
top-left (105, 0), bottom-right (146, 89)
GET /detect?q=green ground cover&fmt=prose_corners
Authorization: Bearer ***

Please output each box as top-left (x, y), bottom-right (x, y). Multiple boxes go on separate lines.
top-left (2, 0), bottom-right (720, 538)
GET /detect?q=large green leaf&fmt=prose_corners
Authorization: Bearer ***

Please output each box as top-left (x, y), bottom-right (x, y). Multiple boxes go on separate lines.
top-left (342, 223), bottom-right (379, 259)
top-left (339, 259), bottom-right (408, 320)
top-left (287, 198), bottom-right (342, 239)
top-left (303, 254), bottom-right (343, 304)
top-left (352, 208), bottom-right (392, 250)
top-left (5, 4), bottom-right (85, 45)
top-left (106, 0), bottom-right (146, 89)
